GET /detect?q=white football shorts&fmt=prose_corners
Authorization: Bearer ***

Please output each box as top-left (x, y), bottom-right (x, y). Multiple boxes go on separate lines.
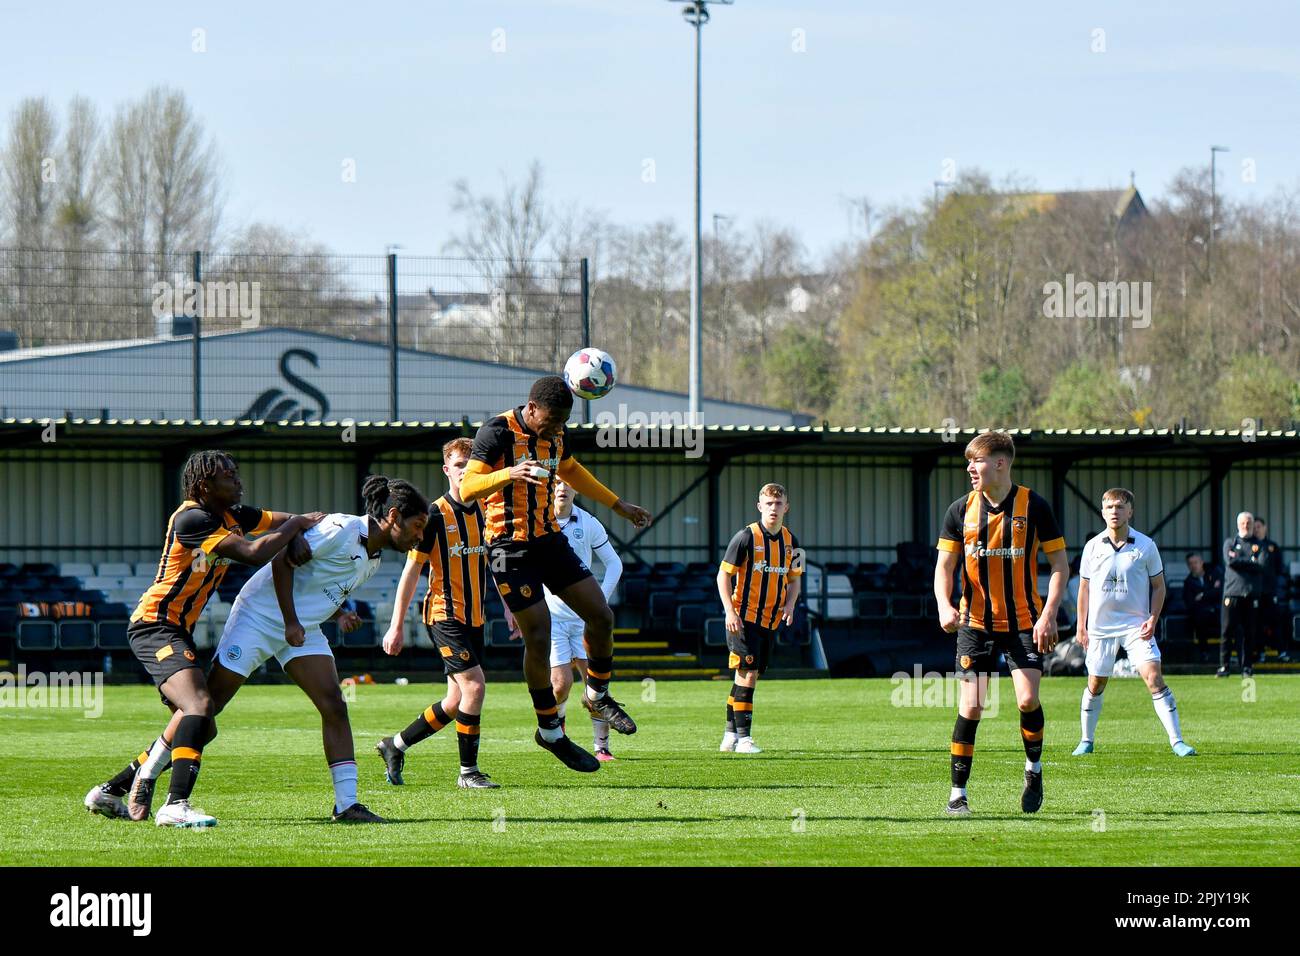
top-left (548, 616), bottom-right (588, 669)
top-left (214, 600), bottom-right (334, 678)
top-left (1085, 628), bottom-right (1160, 677)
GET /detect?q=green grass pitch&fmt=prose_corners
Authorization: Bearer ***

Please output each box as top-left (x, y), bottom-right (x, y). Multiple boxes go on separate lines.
top-left (3, 675), bottom-right (1297, 866)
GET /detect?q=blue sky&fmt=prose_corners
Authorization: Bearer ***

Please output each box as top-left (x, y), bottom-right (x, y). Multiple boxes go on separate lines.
top-left (2, 0), bottom-right (1297, 260)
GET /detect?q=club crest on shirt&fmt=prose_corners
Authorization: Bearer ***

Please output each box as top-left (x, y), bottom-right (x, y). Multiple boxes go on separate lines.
top-left (1012, 516), bottom-right (1027, 532)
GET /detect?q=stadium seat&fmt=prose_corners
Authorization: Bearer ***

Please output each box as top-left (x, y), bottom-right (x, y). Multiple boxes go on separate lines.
top-left (83, 575), bottom-right (122, 592)
top-left (892, 595), bottom-right (925, 619)
top-left (621, 578), bottom-right (649, 608)
top-left (60, 562), bottom-right (96, 580)
top-left (826, 574), bottom-right (854, 597)
top-left (133, 561), bottom-right (159, 578)
top-left (855, 594), bottom-right (889, 620)
top-left (685, 561), bottom-right (714, 578)
top-left (20, 562), bottom-right (58, 577)
top-left (648, 591), bottom-right (681, 630)
top-left (676, 603), bottom-right (710, 635)
top-left (122, 575), bottom-right (155, 592)
top-left (0, 563), bottom-right (17, 579)
top-left (76, 590), bottom-right (108, 606)
top-left (653, 562), bottom-right (687, 577)
top-left (703, 617), bottom-right (727, 647)
top-left (341, 621), bottom-right (378, 648)
top-left (96, 562), bottom-right (132, 577)
top-left (17, 619), bottom-right (58, 650)
top-left (487, 618), bottom-right (516, 647)
top-left (321, 620), bottom-right (340, 647)
top-left (96, 620), bottom-right (130, 649)
top-left (0, 604), bottom-right (18, 637)
top-left (58, 619), bottom-right (97, 650)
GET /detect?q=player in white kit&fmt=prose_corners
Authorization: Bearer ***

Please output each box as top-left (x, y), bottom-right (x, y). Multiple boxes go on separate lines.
top-left (129, 476), bottom-right (430, 825)
top-left (540, 480), bottom-right (624, 760)
top-left (1074, 488), bottom-right (1195, 757)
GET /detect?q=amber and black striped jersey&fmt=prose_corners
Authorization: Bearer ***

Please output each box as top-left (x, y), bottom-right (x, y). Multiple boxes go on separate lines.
top-left (937, 484), bottom-right (1066, 633)
top-left (720, 522), bottom-right (803, 630)
top-left (410, 494), bottom-right (488, 627)
top-left (468, 406), bottom-right (572, 544)
top-left (131, 500), bottom-right (273, 632)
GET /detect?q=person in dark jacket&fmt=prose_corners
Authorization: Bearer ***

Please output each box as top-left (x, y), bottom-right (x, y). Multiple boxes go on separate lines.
top-left (1182, 553), bottom-right (1222, 662)
top-left (1220, 511), bottom-right (1264, 677)
top-left (1253, 516), bottom-right (1284, 656)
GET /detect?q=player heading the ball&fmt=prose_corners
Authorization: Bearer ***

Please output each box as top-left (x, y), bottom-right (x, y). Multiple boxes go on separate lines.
top-left (459, 375), bottom-right (651, 772)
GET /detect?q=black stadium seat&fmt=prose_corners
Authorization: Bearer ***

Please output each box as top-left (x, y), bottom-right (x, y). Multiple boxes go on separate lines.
top-left (59, 620), bottom-right (97, 650)
top-left (17, 619), bottom-right (58, 650)
top-left (20, 562), bottom-right (58, 578)
top-left (97, 620), bottom-right (130, 649)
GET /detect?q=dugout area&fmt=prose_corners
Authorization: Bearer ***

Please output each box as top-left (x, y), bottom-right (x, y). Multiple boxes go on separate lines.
top-left (1, 418), bottom-right (1298, 682)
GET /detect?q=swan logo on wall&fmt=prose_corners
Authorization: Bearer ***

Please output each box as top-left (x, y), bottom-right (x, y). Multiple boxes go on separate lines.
top-left (241, 348), bottom-right (331, 421)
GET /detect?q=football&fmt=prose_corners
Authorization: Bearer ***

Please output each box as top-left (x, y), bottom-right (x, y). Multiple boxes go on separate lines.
top-left (563, 347), bottom-right (617, 400)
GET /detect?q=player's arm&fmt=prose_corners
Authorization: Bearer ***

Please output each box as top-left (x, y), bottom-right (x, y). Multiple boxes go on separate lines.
top-left (1224, 537), bottom-right (1257, 571)
top-left (261, 511), bottom-right (318, 567)
top-left (211, 510), bottom-right (324, 567)
top-left (270, 548), bottom-right (306, 647)
top-left (934, 549), bottom-right (962, 633)
top-left (934, 500), bottom-right (964, 633)
top-left (591, 534), bottom-right (624, 602)
top-left (718, 529), bottom-right (749, 633)
top-left (781, 534), bottom-right (803, 626)
top-left (1036, 547), bottom-right (1069, 650)
top-left (460, 417), bottom-right (544, 503)
top-left (556, 457), bottom-right (650, 529)
top-left (1141, 574), bottom-right (1165, 640)
top-left (382, 555), bottom-right (425, 655)
top-left (1076, 575), bottom-right (1090, 648)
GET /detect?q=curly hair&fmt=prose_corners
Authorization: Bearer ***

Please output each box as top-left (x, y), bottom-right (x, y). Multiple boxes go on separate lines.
top-left (528, 375), bottom-right (574, 413)
top-left (182, 450), bottom-right (236, 502)
top-left (361, 475), bottom-right (429, 522)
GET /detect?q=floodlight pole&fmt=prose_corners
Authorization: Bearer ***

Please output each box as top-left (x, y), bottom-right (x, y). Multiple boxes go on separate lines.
top-left (673, 0), bottom-right (731, 427)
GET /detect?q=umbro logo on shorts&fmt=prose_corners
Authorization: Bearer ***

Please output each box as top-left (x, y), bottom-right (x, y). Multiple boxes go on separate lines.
top-left (227, 646), bottom-right (242, 661)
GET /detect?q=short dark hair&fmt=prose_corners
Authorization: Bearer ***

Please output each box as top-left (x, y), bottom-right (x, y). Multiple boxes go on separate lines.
top-left (1185, 552), bottom-right (1201, 562)
top-left (361, 475), bottom-right (429, 522)
top-left (182, 450), bottom-right (236, 502)
top-left (529, 375), bottom-right (574, 413)
top-left (1255, 516), bottom-right (1267, 525)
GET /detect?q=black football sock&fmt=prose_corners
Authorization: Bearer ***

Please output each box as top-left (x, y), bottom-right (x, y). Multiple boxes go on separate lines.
top-left (397, 702), bottom-right (453, 750)
top-left (585, 655), bottom-right (613, 698)
top-left (166, 715), bottom-right (211, 804)
top-left (730, 684), bottom-right (754, 737)
top-left (530, 686), bottom-right (562, 740)
top-left (1020, 706), bottom-right (1045, 768)
top-left (951, 715), bottom-right (979, 789)
top-left (456, 711), bottom-right (482, 772)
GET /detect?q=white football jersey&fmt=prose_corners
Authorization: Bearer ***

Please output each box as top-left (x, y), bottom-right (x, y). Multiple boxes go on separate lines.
top-left (544, 506), bottom-right (620, 623)
top-left (1080, 527), bottom-right (1164, 639)
top-left (232, 513), bottom-right (382, 626)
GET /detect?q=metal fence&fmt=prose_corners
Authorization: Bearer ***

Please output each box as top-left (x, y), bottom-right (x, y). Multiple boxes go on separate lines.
top-left (0, 248), bottom-right (588, 421)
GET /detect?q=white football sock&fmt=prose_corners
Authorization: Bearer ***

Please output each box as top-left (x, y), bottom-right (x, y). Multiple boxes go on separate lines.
top-left (593, 717), bottom-right (610, 750)
top-left (1025, 759), bottom-right (1042, 773)
top-left (950, 786), bottom-right (966, 800)
top-left (139, 734), bottom-right (173, 781)
top-left (584, 683), bottom-right (606, 702)
top-left (1151, 686), bottom-right (1183, 745)
top-left (392, 732), bottom-right (409, 752)
top-left (557, 701), bottom-right (567, 722)
top-left (329, 760), bottom-right (358, 814)
top-left (538, 725), bottom-right (564, 743)
top-left (460, 764), bottom-right (478, 775)
top-left (1081, 688), bottom-right (1103, 744)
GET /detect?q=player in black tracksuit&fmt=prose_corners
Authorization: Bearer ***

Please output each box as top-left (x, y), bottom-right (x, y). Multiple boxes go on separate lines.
top-left (1220, 513), bottom-right (1265, 676)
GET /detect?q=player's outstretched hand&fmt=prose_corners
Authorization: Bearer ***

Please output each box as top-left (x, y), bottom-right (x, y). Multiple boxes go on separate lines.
top-left (614, 499), bottom-right (652, 529)
top-left (1033, 612), bottom-right (1058, 653)
top-left (508, 460), bottom-right (547, 486)
top-left (938, 605), bottom-right (961, 633)
top-left (298, 511), bottom-right (327, 527)
top-left (382, 625), bottom-right (403, 656)
top-left (725, 610), bottom-right (742, 634)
